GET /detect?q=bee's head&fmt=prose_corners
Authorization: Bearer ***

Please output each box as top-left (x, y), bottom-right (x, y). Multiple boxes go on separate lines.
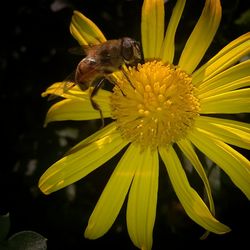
top-left (121, 37), bottom-right (142, 66)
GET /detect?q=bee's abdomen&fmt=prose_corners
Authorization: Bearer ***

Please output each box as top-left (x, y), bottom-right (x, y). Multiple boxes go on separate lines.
top-left (75, 58), bottom-right (99, 91)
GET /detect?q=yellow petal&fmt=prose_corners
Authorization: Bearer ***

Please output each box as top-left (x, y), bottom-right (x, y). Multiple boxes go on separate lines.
top-left (44, 98), bottom-right (111, 125)
top-left (178, 0), bottom-right (221, 74)
top-left (177, 139), bottom-right (215, 240)
top-left (198, 76), bottom-right (250, 99)
top-left (84, 144), bottom-right (138, 239)
top-left (39, 123), bottom-right (128, 194)
top-left (42, 82), bottom-right (85, 100)
top-left (161, 0), bottom-right (186, 63)
top-left (192, 32), bottom-right (250, 84)
top-left (177, 139), bottom-right (215, 214)
top-left (196, 59), bottom-right (250, 92)
top-left (189, 127), bottom-right (250, 199)
top-left (70, 10), bottom-right (106, 45)
top-left (200, 88), bottom-right (250, 114)
top-left (44, 90), bottom-right (112, 126)
top-left (159, 146), bottom-right (230, 234)
top-left (127, 145), bottom-right (158, 250)
top-left (66, 123), bottom-right (117, 154)
top-left (141, 0), bottom-right (165, 59)
top-left (195, 116), bottom-right (250, 149)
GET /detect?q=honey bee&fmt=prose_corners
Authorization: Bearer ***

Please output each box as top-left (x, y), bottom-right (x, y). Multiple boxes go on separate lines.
top-left (66, 37), bottom-right (142, 126)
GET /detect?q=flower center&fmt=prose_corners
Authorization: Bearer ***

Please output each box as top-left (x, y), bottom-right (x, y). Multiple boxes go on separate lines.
top-left (110, 61), bottom-right (200, 150)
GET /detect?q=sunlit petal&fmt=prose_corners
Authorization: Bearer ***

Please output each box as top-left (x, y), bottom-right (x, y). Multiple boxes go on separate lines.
top-left (192, 32), bottom-right (250, 84)
top-left (177, 139), bottom-right (215, 239)
top-left (127, 145), bottom-right (158, 250)
top-left (44, 90), bottom-right (112, 126)
top-left (84, 144), bottom-right (138, 239)
top-left (161, 0), bottom-right (186, 63)
top-left (141, 0), bottom-right (165, 59)
top-left (159, 146), bottom-right (230, 234)
top-left (189, 127), bottom-right (250, 199)
top-left (39, 123), bottom-right (128, 194)
top-left (196, 60), bottom-right (250, 93)
top-left (198, 76), bottom-right (250, 99)
top-left (195, 116), bottom-right (250, 149)
top-left (200, 88), bottom-right (250, 113)
top-left (178, 0), bottom-right (221, 74)
top-left (66, 123), bottom-right (120, 154)
top-left (42, 82), bottom-right (86, 100)
top-left (177, 139), bottom-right (215, 214)
top-left (70, 10), bottom-right (106, 45)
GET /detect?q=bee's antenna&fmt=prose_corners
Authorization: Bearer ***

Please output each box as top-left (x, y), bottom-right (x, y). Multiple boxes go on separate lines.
top-left (121, 66), bottom-right (135, 89)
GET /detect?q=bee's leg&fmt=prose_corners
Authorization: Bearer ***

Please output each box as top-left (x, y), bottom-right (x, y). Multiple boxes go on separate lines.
top-left (90, 78), bottom-right (105, 127)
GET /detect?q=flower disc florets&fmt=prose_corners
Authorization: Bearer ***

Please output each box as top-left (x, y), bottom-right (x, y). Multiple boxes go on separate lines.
top-left (111, 61), bottom-right (200, 150)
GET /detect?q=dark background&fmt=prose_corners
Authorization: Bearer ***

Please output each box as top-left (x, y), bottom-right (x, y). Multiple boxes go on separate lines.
top-left (0, 0), bottom-right (249, 249)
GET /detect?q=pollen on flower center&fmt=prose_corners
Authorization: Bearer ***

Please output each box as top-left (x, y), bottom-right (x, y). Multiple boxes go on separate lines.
top-left (110, 61), bottom-right (200, 149)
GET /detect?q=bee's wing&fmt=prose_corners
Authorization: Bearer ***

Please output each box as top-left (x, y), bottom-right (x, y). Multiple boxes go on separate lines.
top-left (68, 46), bottom-right (86, 56)
top-left (47, 59), bottom-right (101, 101)
top-left (47, 82), bottom-right (76, 101)
top-left (68, 44), bottom-right (98, 56)
top-left (47, 72), bottom-right (76, 101)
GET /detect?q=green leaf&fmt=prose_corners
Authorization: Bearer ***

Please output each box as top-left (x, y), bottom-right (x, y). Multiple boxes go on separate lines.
top-left (8, 231), bottom-right (47, 250)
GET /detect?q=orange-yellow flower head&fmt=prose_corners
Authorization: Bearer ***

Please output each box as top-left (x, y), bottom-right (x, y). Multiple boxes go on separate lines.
top-left (111, 62), bottom-right (200, 149)
top-left (39, 0), bottom-right (250, 249)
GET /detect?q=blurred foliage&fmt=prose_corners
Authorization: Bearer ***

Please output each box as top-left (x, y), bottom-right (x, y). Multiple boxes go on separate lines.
top-left (235, 9), bottom-right (250, 25)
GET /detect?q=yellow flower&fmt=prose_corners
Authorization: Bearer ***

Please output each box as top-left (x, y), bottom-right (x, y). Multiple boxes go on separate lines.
top-left (39, 0), bottom-right (250, 249)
